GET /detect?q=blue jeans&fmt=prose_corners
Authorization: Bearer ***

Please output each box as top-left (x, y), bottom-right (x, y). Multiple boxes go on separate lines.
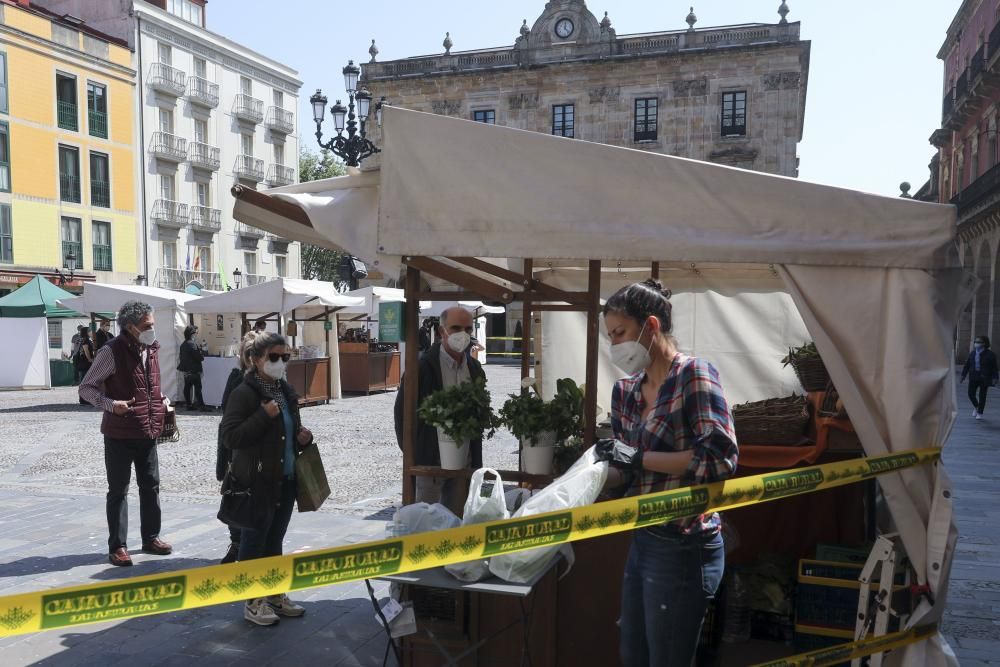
top-left (619, 527), bottom-right (725, 667)
top-left (238, 478), bottom-right (297, 561)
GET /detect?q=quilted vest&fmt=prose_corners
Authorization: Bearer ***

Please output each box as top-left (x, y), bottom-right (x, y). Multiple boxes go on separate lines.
top-left (100, 335), bottom-right (166, 440)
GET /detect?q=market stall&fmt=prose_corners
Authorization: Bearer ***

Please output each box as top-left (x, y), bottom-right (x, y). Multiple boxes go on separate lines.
top-left (57, 283), bottom-right (198, 401)
top-left (336, 286), bottom-right (408, 393)
top-left (183, 278), bottom-right (363, 405)
top-left (232, 106), bottom-right (963, 666)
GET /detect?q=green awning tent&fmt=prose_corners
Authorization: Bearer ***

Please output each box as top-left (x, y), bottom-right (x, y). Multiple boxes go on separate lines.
top-left (0, 275), bottom-right (82, 318)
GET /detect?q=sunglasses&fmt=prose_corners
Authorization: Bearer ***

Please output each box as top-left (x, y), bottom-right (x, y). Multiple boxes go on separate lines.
top-left (267, 353), bottom-right (291, 363)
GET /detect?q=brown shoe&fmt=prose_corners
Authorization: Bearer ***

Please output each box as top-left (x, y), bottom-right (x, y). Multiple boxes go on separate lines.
top-left (141, 538), bottom-right (173, 555)
top-left (109, 547), bottom-right (133, 566)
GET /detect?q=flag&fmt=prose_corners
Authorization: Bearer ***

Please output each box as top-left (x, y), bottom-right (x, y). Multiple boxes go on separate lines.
top-left (193, 253), bottom-right (200, 271)
top-left (218, 260), bottom-right (229, 291)
top-left (185, 247), bottom-right (191, 271)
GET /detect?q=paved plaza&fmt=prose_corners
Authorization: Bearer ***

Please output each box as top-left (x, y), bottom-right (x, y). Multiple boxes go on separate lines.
top-left (0, 367), bottom-right (996, 665)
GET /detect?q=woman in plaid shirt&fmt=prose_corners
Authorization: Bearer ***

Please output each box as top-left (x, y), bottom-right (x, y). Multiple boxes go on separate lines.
top-left (600, 279), bottom-right (738, 667)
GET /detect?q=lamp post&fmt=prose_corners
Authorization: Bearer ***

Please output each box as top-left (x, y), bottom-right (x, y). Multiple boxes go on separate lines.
top-left (232, 267), bottom-right (243, 290)
top-left (56, 250), bottom-right (77, 286)
top-left (309, 60), bottom-right (386, 167)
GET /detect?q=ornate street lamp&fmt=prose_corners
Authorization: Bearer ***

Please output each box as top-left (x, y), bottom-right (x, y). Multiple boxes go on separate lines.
top-left (232, 267), bottom-right (243, 290)
top-left (309, 60), bottom-right (387, 167)
top-left (56, 250), bottom-right (77, 286)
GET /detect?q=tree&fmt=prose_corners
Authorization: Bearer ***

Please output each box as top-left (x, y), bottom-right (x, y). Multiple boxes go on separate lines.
top-left (299, 148), bottom-right (348, 283)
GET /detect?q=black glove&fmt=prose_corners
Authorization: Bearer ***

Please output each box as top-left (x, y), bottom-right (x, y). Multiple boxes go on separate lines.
top-left (594, 438), bottom-right (643, 471)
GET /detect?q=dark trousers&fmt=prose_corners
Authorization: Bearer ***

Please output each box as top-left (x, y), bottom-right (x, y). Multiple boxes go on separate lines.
top-left (238, 479), bottom-right (296, 561)
top-left (183, 372), bottom-right (204, 408)
top-left (104, 437), bottom-right (161, 551)
top-left (968, 372), bottom-right (991, 414)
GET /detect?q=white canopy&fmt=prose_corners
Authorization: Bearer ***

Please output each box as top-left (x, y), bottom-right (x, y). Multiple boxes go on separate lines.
top-left (58, 283), bottom-right (201, 401)
top-left (183, 278), bottom-right (362, 317)
top-left (338, 286), bottom-right (407, 317)
top-left (234, 107), bottom-right (963, 666)
top-left (420, 301), bottom-right (505, 318)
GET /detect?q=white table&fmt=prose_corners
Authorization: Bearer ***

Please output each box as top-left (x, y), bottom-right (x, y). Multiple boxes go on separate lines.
top-left (201, 356), bottom-right (240, 407)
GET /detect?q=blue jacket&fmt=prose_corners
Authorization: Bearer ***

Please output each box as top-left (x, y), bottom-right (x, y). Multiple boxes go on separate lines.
top-left (962, 347), bottom-right (999, 384)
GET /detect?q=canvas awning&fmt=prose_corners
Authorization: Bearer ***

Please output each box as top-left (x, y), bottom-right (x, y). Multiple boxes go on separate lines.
top-left (0, 275), bottom-right (82, 318)
top-left (182, 278), bottom-right (362, 317)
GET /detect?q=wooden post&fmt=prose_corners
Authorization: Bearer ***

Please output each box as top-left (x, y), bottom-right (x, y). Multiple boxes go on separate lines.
top-left (584, 260), bottom-right (601, 446)
top-left (651, 261), bottom-right (660, 280)
top-left (402, 266), bottom-right (421, 505)
top-left (520, 259), bottom-right (534, 382)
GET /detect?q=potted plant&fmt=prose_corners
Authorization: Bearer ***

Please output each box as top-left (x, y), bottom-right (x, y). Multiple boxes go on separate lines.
top-left (417, 376), bottom-right (497, 470)
top-left (500, 377), bottom-right (585, 475)
top-left (549, 378), bottom-right (585, 441)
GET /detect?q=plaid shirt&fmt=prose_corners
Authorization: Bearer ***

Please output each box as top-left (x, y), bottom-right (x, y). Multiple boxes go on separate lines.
top-left (611, 353), bottom-right (739, 535)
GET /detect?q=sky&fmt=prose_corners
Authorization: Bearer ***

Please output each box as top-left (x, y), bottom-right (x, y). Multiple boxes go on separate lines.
top-left (209, 0), bottom-right (962, 197)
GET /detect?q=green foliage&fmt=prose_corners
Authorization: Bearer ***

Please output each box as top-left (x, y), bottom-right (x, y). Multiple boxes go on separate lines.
top-left (299, 148), bottom-right (348, 283)
top-left (418, 376), bottom-right (498, 444)
top-left (781, 341), bottom-right (819, 368)
top-left (549, 377), bottom-right (585, 441)
top-left (500, 377), bottom-right (585, 446)
top-left (498, 391), bottom-right (550, 443)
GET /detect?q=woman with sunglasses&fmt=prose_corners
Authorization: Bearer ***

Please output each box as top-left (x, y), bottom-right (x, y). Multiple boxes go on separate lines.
top-left (220, 332), bottom-right (313, 627)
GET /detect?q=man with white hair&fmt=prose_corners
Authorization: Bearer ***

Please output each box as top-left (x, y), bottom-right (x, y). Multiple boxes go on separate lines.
top-left (394, 306), bottom-right (486, 514)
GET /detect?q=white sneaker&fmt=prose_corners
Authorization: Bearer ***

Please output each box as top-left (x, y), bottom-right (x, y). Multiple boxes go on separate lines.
top-left (976, 413), bottom-right (983, 421)
top-left (973, 409), bottom-right (979, 418)
top-left (266, 593), bottom-right (305, 618)
top-left (244, 598), bottom-right (280, 626)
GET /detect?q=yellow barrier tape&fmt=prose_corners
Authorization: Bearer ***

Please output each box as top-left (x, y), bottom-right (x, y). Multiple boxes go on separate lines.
top-left (752, 624), bottom-right (938, 667)
top-left (0, 448), bottom-right (940, 637)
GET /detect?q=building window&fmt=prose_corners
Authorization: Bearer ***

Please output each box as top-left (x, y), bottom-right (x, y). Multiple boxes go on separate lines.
top-left (87, 82), bottom-right (107, 139)
top-left (273, 89), bottom-right (283, 108)
top-left (275, 255), bottom-right (287, 278)
top-left (160, 173), bottom-right (175, 201)
top-left (61, 217), bottom-right (82, 270)
top-left (0, 52), bottom-right (8, 114)
top-left (634, 97), bottom-right (658, 141)
top-left (194, 118), bottom-right (208, 144)
top-left (274, 143), bottom-right (284, 166)
top-left (196, 181), bottom-right (210, 207)
top-left (58, 145), bottom-right (81, 202)
top-left (241, 133), bottom-right (253, 156)
top-left (552, 104), bottom-right (574, 138)
top-left (162, 241), bottom-right (176, 269)
top-left (90, 152), bottom-right (110, 208)
top-left (198, 246), bottom-right (211, 273)
top-left (194, 57), bottom-right (207, 79)
top-left (473, 109), bottom-right (495, 124)
top-left (0, 121), bottom-right (9, 192)
top-left (721, 91), bottom-right (747, 137)
top-left (0, 204), bottom-right (11, 264)
top-left (159, 108), bottom-right (174, 134)
top-left (240, 76), bottom-right (252, 96)
top-left (92, 220), bottom-right (112, 271)
top-left (158, 43), bottom-right (172, 65)
top-left (167, 0), bottom-right (203, 26)
top-left (47, 320), bottom-right (62, 349)
top-left (244, 251), bottom-right (257, 276)
top-left (56, 73), bottom-right (78, 131)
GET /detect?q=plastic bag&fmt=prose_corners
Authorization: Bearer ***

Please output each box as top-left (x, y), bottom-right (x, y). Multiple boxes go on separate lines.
top-left (392, 502), bottom-right (460, 536)
top-left (445, 468), bottom-right (509, 582)
top-left (489, 446), bottom-right (609, 583)
top-left (504, 488), bottom-right (535, 514)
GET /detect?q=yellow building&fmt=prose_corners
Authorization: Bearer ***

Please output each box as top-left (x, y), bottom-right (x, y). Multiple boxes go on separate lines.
top-left (0, 0), bottom-right (138, 295)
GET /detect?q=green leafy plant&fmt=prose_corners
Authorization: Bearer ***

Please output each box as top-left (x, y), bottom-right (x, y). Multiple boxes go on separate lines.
top-left (554, 435), bottom-right (587, 475)
top-left (549, 378), bottom-right (585, 441)
top-left (418, 376), bottom-right (498, 444)
top-left (781, 341), bottom-right (820, 368)
top-left (499, 386), bottom-right (550, 444)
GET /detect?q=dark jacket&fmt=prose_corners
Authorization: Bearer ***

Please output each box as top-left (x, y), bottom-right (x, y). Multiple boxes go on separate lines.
top-left (216, 367), bottom-right (245, 481)
top-left (101, 335), bottom-right (166, 440)
top-left (220, 371), bottom-right (310, 508)
top-left (394, 342), bottom-right (486, 468)
top-left (95, 329), bottom-right (113, 350)
top-left (962, 347), bottom-right (1000, 383)
top-left (178, 339), bottom-right (204, 374)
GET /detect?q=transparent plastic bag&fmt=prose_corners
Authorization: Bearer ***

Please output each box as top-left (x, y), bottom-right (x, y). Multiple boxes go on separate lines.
top-left (445, 468), bottom-right (509, 582)
top-left (392, 502), bottom-right (460, 536)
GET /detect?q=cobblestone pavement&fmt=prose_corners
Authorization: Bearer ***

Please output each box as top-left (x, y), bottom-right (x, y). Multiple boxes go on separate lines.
top-left (0, 367), bottom-right (996, 664)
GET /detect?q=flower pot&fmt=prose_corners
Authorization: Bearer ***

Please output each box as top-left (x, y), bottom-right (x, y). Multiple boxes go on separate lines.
top-left (522, 430), bottom-right (557, 448)
top-left (521, 444), bottom-right (555, 475)
top-left (437, 429), bottom-right (470, 470)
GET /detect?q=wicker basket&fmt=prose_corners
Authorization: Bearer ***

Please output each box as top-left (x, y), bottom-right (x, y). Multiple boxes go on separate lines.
top-left (733, 395), bottom-right (810, 445)
top-left (817, 381), bottom-right (848, 419)
top-left (789, 355), bottom-right (831, 393)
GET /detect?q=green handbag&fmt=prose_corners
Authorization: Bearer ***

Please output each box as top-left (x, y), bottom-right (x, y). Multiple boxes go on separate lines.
top-left (295, 442), bottom-right (331, 512)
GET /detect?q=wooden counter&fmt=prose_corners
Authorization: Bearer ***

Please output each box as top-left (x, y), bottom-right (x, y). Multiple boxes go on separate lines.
top-left (339, 342), bottom-right (401, 394)
top-left (286, 357), bottom-right (331, 406)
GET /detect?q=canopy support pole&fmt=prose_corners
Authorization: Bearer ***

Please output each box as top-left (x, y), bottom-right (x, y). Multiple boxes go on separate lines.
top-left (519, 260), bottom-right (534, 474)
top-left (402, 266), bottom-right (421, 505)
top-left (651, 262), bottom-right (660, 280)
top-left (584, 260), bottom-right (601, 446)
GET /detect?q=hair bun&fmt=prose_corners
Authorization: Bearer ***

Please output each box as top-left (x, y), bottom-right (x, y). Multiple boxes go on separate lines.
top-left (641, 278), bottom-right (671, 300)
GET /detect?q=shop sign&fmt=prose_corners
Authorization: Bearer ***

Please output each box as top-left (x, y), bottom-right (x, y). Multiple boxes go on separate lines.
top-left (379, 302), bottom-right (405, 343)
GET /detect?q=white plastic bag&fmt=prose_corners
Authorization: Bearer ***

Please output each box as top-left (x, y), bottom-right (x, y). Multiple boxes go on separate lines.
top-left (445, 468), bottom-right (509, 582)
top-left (504, 487), bottom-right (535, 514)
top-left (392, 502), bottom-right (460, 535)
top-left (489, 446), bottom-right (609, 583)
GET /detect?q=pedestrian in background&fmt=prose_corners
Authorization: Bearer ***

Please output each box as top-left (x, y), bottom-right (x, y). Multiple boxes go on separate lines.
top-left (95, 318), bottom-right (113, 350)
top-left (220, 332), bottom-right (312, 625)
top-left (75, 328), bottom-right (95, 404)
top-left (79, 300), bottom-right (173, 566)
top-left (216, 330), bottom-right (261, 564)
top-left (961, 334), bottom-right (999, 420)
top-left (178, 325), bottom-right (207, 411)
top-left (70, 325), bottom-right (86, 384)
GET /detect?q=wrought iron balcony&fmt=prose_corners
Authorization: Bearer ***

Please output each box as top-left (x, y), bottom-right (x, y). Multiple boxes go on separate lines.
top-left (190, 206), bottom-right (222, 232)
top-left (59, 174), bottom-right (81, 203)
top-left (265, 106), bottom-right (294, 134)
top-left (88, 110), bottom-right (108, 138)
top-left (951, 160), bottom-right (1000, 216)
top-left (187, 76), bottom-right (219, 108)
top-left (149, 132), bottom-right (187, 162)
top-left (93, 244), bottom-right (112, 272)
top-left (956, 70), bottom-right (968, 102)
top-left (235, 221), bottom-right (266, 239)
top-left (245, 273), bottom-right (270, 286)
top-left (91, 180), bottom-right (110, 208)
top-left (234, 155), bottom-right (264, 182)
top-left (188, 142), bottom-right (220, 171)
top-left (266, 164), bottom-right (295, 187)
top-left (971, 45), bottom-right (986, 83)
top-left (150, 199), bottom-right (189, 228)
top-left (57, 101), bottom-right (78, 131)
top-left (232, 94), bottom-right (264, 123)
top-left (268, 231), bottom-right (291, 243)
top-left (62, 241), bottom-right (82, 270)
top-left (148, 63), bottom-right (186, 96)
top-left (154, 267), bottom-right (223, 291)
top-left (942, 88), bottom-right (954, 121)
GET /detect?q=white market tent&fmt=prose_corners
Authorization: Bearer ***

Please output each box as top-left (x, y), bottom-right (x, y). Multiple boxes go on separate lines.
top-left (232, 107), bottom-right (966, 665)
top-left (58, 283), bottom-right (201, 401)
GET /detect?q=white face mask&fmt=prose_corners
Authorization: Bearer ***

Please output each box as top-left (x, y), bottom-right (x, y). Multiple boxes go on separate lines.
top-left (610, 321), bottom-right (653, 375)
top-left (136, 327), bottom-right (157, 347)
top-left (262, 359), bottom-right (287, 380)
top-left (447, 331), bottom-right (471, 354)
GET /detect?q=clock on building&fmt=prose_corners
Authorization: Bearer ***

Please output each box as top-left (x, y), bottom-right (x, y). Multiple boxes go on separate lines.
top-left (555, 18), bottom-right (574, 39)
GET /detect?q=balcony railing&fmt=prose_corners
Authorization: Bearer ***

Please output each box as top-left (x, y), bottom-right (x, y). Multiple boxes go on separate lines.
top-left (91, 180), bottom-right (110, 208)
top-left (190, 205), bottom-right (222, 232)
top-left (188, 142), bottom-right (220, 171)
top-left (57, 101), bottom-right (78, 131)
top-left (187, 76), bottom-right (219, 108)
top-left (232, 94), bottom-right (264, 123)
top-left (234, 155), bottom-right (264, 181)
top-left (956, 70), bottom-right (968, 102)
top-left (266, 164), bottom-right (295, 187)
top-left (265, 106), bottom-right (294, 134)
top-left (952, 160), bottom-right (1000, 215)
top-left (150, 199), bottom-right (189, 228)
top-left (245, 273), bottom-right (270, 286)
top-left (150, 132), bottom-right (187, 161)
top-left (943, 88), bottom-right (954, 120)
top-left (62, 241), bottom-right (82, 270)
top-left (972, 45), bottom-right (986, 83)
top-left (88, 110), bottom-right (107, 138)
top-left (60, 174), bottom-right (81, 203)
top-left (148, 62), bottom-right (186, 96)
top-left (992, 22), bottom-right (1000, 64)
top-left (235, 221), bottom-right (266, 238)
top-left (154, 267), bottom-right (223, 291)
top-left (93, 244), bottom-right (112, 272)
